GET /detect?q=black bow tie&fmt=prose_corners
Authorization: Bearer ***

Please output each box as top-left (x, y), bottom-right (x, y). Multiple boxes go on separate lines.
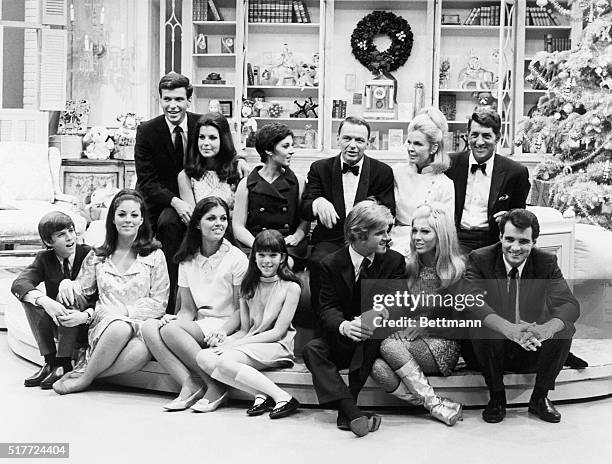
top-left (342, 163), bottom-right (360, 176)
top-left (471, 163), bottom-right (487, 175)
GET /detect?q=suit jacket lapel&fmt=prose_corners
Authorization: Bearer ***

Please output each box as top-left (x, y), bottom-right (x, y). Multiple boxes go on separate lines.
top-left (488, 154), bottom-right (507, 214)
top-left (331, 155), bottom-right (346, 218)
top-left (493, 251), bottom-right (508, 313)
top-left (157, 117), bottom-right (174, 162)
top-left (339, 247), bottom-right (355, 293)
top-left (355, 155), bottom-right (371, 203)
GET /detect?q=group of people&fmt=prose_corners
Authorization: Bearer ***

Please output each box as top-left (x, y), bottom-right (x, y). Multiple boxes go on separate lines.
top-left (11, 72), bottom-right (584, 436)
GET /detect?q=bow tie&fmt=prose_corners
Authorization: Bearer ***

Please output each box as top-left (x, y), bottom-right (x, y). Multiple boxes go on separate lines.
top-left (471, 163), bottom-right (487, 175)
top-left (342, 163), bottom-right (360, 176)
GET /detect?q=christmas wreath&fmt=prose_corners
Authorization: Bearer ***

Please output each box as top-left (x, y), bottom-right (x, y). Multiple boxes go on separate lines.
top-left (350, 10), bottom-right (413, 73)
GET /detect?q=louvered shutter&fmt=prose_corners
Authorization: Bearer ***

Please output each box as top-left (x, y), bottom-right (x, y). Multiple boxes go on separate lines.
top-left (39, 28), bottom-right (67, 110)
top-left (42, 0), bottom-right (66, 26)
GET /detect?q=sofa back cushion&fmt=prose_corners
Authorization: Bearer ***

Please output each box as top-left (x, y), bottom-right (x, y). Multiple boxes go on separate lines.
top-left (0, 142), bottom-right (54, 203)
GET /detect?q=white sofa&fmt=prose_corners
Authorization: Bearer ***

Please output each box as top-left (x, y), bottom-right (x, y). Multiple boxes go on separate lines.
top-left (0, 141), bottom-right (87, 250)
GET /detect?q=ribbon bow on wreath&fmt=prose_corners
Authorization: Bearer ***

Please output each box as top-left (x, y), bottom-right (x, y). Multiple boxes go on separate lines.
top-left (350, 10), bottom-right (414, 103)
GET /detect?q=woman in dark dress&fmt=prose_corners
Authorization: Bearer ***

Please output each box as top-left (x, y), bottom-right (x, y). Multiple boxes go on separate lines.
top-left (232, 123), bottom-right (309, 268)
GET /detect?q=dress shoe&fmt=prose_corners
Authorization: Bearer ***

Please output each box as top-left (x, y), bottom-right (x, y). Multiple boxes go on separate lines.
top-left (247, 396), bottom-right (275, 416)
top-left (269, 397), bottom-right (299, 419)
top-left (564, 352), bottom-right (588, 369)
top-left (482, 399), bottom-right (506, 423)
top-left (349, 414), bottom-right (382, 437)
top-left (337, 413), bottom-right (350, 431)
top-left (40, 366), bottom-right (71, 390)
top-left (528, 397), bottom-right (561, 423)
top-left (163, 387), bottom-right (205, 411)
top-left (191, 391), bottom-right (228, 413)
top-left (24, 364), bottom-right (53, 387)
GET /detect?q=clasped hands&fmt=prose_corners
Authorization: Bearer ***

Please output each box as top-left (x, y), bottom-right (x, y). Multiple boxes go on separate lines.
top-left (506, 321), bottom-right (556, 351)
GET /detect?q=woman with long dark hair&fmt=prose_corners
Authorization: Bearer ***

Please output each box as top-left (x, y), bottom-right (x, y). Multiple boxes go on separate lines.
top-left (54, 189), bottom-right (169, 394)
top-left (141, 196), bottom-right (248, 411)
top-left (195, 229), bottom-right (301, 418)
top-left (177, 112), bottom-right (242, 210)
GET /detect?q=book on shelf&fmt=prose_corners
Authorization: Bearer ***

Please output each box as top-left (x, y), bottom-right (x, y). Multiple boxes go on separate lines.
top-left (546, 8), bottom-right (559, 25)
top-left (463, 7), bottom-right (480, 25)
top-left (208, 0), bottom-right (223, 21)
top-left (292, 0), bottom-right (303, 23)
top-left (193, 0), bottom-right (208, 21)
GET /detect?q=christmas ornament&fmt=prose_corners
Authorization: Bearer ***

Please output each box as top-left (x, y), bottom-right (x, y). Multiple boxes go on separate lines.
top-left (591, 116), bottom-right (602, 126)
top-left (563, 103), bottom-right (574, 113)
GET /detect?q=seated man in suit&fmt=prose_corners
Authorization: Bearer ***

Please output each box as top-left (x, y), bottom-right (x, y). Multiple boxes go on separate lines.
top-left (11, 212), bottom-right (91, 389)
top-left (135, 72), bottom-right (200, 314)
top-left (465, 209), bottom-right (579, 423)
top-left (301, 116), bottom-right (395, 318)
top-left (445, 107), bottom-right (530, 253)
top-left (303, 200), bottom-right (406, 437)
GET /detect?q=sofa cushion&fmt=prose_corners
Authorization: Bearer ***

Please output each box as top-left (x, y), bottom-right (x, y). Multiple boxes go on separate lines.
top-left (574, 223), bottom-right (612, 281)
top-left (0, 142), bottom-right (54, 203)
top-left (0, 202), bottom-right (87, 243)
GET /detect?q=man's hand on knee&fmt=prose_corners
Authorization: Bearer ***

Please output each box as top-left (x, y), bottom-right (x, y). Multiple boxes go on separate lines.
top-left (170, 197), bottom-right (193, 224)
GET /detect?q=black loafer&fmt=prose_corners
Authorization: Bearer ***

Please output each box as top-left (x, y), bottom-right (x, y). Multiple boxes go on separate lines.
top-left (247, 396), bottom-right (275, 416)
top-left (337, 413), bottom-right (350, 431)
top-left (528, 397), bottom-right (561, 423)
top-left (24, 364), bottom-right (53, 387)
top-left (40, 366), bottom-right (71, 390)
top-left (482, 399), bottom-right (506, 423)
top-left (269, 397), bottom-right (299, 419)
top-left (564, 352), bottom-right (588, 369)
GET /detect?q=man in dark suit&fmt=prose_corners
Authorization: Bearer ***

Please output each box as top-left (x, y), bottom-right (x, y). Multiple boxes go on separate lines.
top-left (11, 212), bottom-right (91, 389)
top-left (301, 116), bottom-right (395, 317)
top-left (135, 72), bottom-right (201, 313)
top-left (445, 107), bottom-right (531, 253)
top-left (465, 209), bottom-right (579, 423)
top-left (303, 201), bottom-right (406, 437)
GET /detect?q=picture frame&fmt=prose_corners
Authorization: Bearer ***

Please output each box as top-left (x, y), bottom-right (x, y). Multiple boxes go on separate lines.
top-left (194, 33), bottom-right (207, 53)
top-left (219, 100), bottom-right (233, 118)
top-left (442, 14), bottom-right (461, 25)
top-left (388, 129), bottom-right (404, 150)
top-left (221, 36), bottom-right (235, 54)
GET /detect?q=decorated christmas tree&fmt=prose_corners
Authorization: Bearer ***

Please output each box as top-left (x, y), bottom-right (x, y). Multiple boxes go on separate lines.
top-left (517, 0), bottom-right (612, 229)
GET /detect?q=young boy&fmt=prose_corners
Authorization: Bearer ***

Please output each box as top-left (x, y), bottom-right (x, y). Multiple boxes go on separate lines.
top-left (11, 211), bottom-right (91, 389)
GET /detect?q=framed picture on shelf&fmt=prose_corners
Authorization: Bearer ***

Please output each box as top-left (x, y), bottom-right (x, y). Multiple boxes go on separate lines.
top-left (194, 33), bottom-right (207, 53)
top-left (388, 129), bottom-right (404, 150)
top-left (369, 130), bottom-right (380, 150)
top-left (442, 14), bottom-right (461, 25)
top-left (221, 37), bottom-right (235, 54)
top-left (219, 101), bottom-right (233, 118)
top-left (439, 94), bottom-right (457, 121)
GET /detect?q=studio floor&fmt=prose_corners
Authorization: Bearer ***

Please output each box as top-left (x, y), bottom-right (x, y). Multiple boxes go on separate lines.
top-left (1, 331), bottom-right (611, 464)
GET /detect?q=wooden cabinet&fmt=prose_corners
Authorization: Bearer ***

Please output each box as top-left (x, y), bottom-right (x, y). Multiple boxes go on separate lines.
top-left (60, 159), bottom-right (136, 209)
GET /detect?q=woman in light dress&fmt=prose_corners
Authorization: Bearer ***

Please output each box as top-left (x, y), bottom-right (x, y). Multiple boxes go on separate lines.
top-left (177, 112), bottom-right (243, 209)
top-left (141, 196), bottom-right (248, 411)
top-left (195, 229), bottom-right (302, 418)
top-left (390, 107), bottom-right (455, 256)
top-left (53, 189), bottom-right (169, 394)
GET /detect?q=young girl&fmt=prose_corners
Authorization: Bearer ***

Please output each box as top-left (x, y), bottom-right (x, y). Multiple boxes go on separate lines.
top-left (177, 112), bottom-right (244, 210)
top-left (53, 189), bottom-right (169, 395)
top-left (141, 196), bottom-right (248, 411)
top-left (195, 229), bottom-right (301, 418)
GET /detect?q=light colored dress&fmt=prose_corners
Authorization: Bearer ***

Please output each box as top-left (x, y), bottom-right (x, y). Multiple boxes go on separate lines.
top-left (191, 171), bottom-right (234, 208)
top-left (230, 276), bottom-right (297, 368)
top-left (177, 239), bottom-right (248, 335)
top-left (390, 163), bottom-right (455, 256)
top-left (76, 248), bottom-right (169, 369)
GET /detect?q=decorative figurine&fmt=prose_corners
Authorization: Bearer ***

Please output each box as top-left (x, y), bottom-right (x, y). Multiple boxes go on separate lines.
top-left (458, 50), bottom-right (496, 90)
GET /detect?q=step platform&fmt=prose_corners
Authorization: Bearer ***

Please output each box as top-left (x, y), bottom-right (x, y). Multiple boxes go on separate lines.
top-left (6, 300), bottom-right (612, 407)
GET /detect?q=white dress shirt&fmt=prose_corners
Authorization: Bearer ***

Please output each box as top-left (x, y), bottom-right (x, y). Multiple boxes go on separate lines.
top-left (342, 157), bottom-right (364, 214)
top-left (24, 252), bottom-right (77, 305)
top-left (460, 152), bottom-right (495, 230)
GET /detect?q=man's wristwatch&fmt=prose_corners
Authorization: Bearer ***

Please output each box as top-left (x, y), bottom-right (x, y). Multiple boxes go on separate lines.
top-left (84, 308), bottom-right (94, 325)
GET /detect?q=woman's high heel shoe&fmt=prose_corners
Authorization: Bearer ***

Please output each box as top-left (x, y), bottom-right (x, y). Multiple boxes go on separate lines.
top-left (163, 387), bottom-right (205, 411)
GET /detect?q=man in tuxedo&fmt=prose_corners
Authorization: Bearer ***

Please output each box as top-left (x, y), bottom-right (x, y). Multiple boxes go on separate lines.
top-left (135, 72), bottom-right (201, 313)
top-left (445, 107), bottom-right (531, 253)
top-left (465, 209), bottom-right (579, 423)
top-left (11, 212), bottom-right (91, 389)
top-left (303, 200), bottom-right (406, 437)
top-left (301, 116), bottom-right (395, 317)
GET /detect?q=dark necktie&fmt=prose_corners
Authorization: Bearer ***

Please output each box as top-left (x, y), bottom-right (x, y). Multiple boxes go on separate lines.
top-left (342, 163), bottom-right (360, 176)
top-left (173, 126), bottom-right (184, 160)
top-left (508, 267), bottom-right (519, 323)
top-left (471, 163), bottom-right (487, 175)
top-left (62, 258), bottom-right (71, 279)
